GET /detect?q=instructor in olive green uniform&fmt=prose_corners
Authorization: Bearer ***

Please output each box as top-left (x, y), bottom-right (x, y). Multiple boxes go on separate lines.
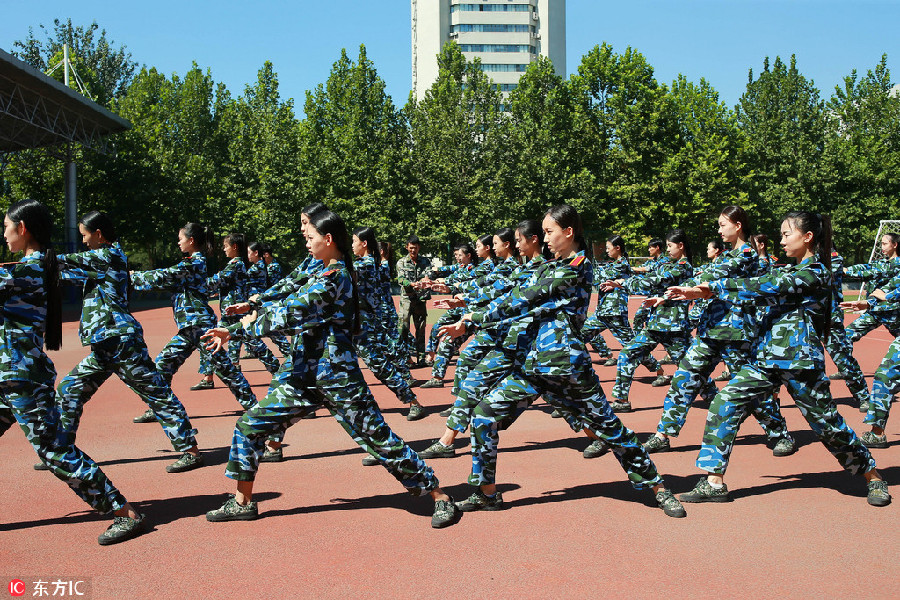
top-left (396, 235), bottom-right (433, 365)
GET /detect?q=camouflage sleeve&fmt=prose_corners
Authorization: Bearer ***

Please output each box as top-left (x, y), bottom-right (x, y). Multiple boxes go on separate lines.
top-left (844, 262), bottom-right (884, 280)
top-left (395, 257), bottom-right (414, 288)
top-left (708, 265), bottom-right (826, 305)
top-left (625, 261), bottom-right (683, 296)
top-left (132, 258), bottom-right (192, 291)
top-left (207, 259), bottom-right (238, 294)
top-left (257, 262), bottom-right (309, 303)
top-left (472, 262), bottom-right (578, 326)
top-left (235, 272), bottom-right (342, 340)
top-left (57, 249), bottom-right (106, 284)
top-left (690, 250), bottom-right (754, 285)
top-left (881, 274), bottom-right (900, 303)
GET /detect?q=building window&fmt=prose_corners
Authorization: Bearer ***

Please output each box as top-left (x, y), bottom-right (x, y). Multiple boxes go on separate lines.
top-left (451, 4), bottom-right (532, 12)
top-left (494, 84), bottom-right (519, 92)
top-left (460, 44), bottom-right (535, 53)
top-left (479, 64), bottom-right (529, 72)
top-left (451, 24), bottom-right (534, 33)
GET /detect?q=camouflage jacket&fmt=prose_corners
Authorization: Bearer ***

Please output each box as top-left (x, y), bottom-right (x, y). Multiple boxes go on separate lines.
top-left (0, 252), bottom-right (56, 382)
top-left (593, 256), bottom-right (631, 316)
top-left (472, 252), bottom-right (593, 376)
top-left (625, 257), bottom-right (693, 332)
top-left (708, 257), bottom-right (830, 370)
top-left (469, 255), bottom-right (547, 317)
top-left (257, 256), bottom-right (323, 304)
top-left (377, 260), bottom-right (396, 317)
top-left (353, 254), bottom-right (382, 334)
top-left (686, 242), bottom-right (759, 341)
top-left (396, 255), bottom-right (433, 302)
top-left (246, 259), bottom-right (269, 296)
top-left (450, 258), bottom-right (495, 295)
top-left (57, 242), bottom-right (142, 345)
top-left (132, 252), bottom-right (216, 330)
top-left (462, 257), bottom-right (520, 307)
top-left (207, 257), bottom-right (248, 309)
top-left (844, 256), bottom-right (900, 313)
top-left (229, 261), bottom-right (356, 384)
top-left (267, 260), bottom-right (285, 282)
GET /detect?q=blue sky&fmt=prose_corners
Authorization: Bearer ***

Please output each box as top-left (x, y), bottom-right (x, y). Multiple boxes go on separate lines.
top-left (2, 1), bottom-right (897, 112)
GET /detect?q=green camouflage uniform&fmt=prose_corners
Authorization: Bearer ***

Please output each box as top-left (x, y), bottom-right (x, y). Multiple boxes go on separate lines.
top-left (396, 254), bottom-right (433, 361)
top-left (696, 257), bottom-right (875, 476)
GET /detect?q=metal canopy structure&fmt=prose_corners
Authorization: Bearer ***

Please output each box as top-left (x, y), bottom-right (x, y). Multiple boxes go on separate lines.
top-left (0, 47), bottom-right (130, 154)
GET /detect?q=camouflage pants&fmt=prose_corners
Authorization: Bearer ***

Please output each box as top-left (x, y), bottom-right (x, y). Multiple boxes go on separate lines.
top-left (0, 378), bottom-right (127, 514)
top-left (224, 367), bottom-right (439, 496)
top-left (427, 308), bottom-right (469, 379)
top-left (632, 306), bottom-right (650, 332)
top-left (200, 315), bottom-right (279, 375)
top-left (356, 324), bottom-right (416, 405)
top-left (865, 336), bottom-right (900, 430)
top-left (469, 368), bottom-right (663, 489)
top-left (657, 337), bottom-right (790, 443)
top-left (156, 324), bottom-right (257, 409)
top-left (697, 365), bottom-right (875, 476)
top-left (612, 329), bottom-right (691, 399)
top-left (445, 327), bottom-right (502, 432)
top-left (398, 297), bottom-right (427, 359)
top-left (381, 305), bottom-right (413, 378)
top-left (57, 335), bottom-right (198, 452)
top-left (825, 309), bottom-right (871, 405)
top-left (583, 314), bottom-right (661, 369)
top-left (846, 311), bottom-right (891, 343)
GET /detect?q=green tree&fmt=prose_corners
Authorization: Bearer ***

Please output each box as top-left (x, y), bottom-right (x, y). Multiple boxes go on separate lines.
top-left (736, 55), bottom-right (827, 239)
top-left (405, 42), bottom-right (504, 250)
top-left (823, 55), bottom-right (900, 261)
top-left (300, 46), bottom-right (410, 244)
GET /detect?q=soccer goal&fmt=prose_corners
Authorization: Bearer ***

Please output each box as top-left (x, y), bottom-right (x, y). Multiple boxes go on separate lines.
top-left (859, 219), bottom-right (900, 298)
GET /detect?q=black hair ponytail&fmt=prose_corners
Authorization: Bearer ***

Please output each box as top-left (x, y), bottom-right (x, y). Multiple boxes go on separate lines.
top-left (783, 210), bottom-right (833, 344)
top-left (545, 204), bottom-right (586, 253)
top-left (225, 232), bottom-right (250, 268)
top-left (7, 199), bottom-right (62, 350)
top-left (665, 228), bottom-right (693, 266)
top-left (477, 234), bottom-right (497, 263)
top-left (181, 222), bottom-right (212, 256)
top-left (79, 210), bottom-right (118, 242)
top-left (353, 227), bottom-right (381, 268)
top-left (308, 210), bottom-right (360, 335)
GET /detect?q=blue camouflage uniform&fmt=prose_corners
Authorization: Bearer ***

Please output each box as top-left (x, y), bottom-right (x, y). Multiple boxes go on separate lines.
top-left (55, 243), bottom-right (199, 452)
top-left (132, 252), bottom-right (256, 409)
top-left (864, 275), bottom-right (900, 431)
top-left (263, 260), bottom-right (292, 355)
top-left (0, 252), bottom-right (128, 513)
top-left (696, 256), bottom-right (875, 477)
top-left (843, 257), bottom-right (900, 342)
top-left (612, 256), bottom-right (694, 401)
top-left (200, 257), bottom-right (279, 376)
top-left (222, 261), bottom-right (439, 495)
top-left (656, 242), bottom-right (791, 444)
top-left (354, 254), bottom-right (417, 404)
top-left (583, 256), bottom-right (660, 370)
top-left (633, 255), bottom-right (669, 332)
top-left (425, 262), bottom-right (476, 379)
top-left (465, 252), bottom-right (665, 490)
top-left (825, 252), bottom-right (871, 409)
top-left (444, 255), bottom-right (546, 434)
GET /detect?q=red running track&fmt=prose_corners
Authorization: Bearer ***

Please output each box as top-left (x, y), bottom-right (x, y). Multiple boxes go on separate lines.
top-left (1, 300), bottom-right (898, 599)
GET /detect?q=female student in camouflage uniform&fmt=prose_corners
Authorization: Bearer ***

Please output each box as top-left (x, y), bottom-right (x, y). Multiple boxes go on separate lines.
top-left (437, 205), bottom-right (686, 518)
top-left (420, 243), bottom-right (477, 388)
top-left (131, 223), bottom-right (257, 413)
top-left (602, 229), bottom-right (697, 412)
top-left (631, 239), bottom-right (667, 333)
top-left (0, 199), bottom-right (145, 545)
top-left (411, 220), bottom-right (548, 461)
top-left (841, 274), bottom-right (900, 448)
top-left (54, 211), bottom-right (203, 474)
top-left (839, 233), bottom-right (900, 352)
top-left (671, 211), bottom-right (890, 507)
top-left (642, 205), bottom-right (793, 457)
top-left (193, 233), bottom-right (279, 391)
top-left (352, 226), bottom-right (425, 420)
top-left (582, 235), bottom-right (663, 376)
top-left (202, 209), bottom-right (462, 528)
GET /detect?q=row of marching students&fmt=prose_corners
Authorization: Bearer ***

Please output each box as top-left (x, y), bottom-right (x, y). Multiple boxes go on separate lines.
top-left (410, 204), bottom-right (893, 511)
top-left (2, 198), bottom-right (894, 548)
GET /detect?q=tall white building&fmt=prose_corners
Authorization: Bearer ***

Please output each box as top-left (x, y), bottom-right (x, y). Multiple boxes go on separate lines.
top-left (411, 0), bottom-right (566, 100)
